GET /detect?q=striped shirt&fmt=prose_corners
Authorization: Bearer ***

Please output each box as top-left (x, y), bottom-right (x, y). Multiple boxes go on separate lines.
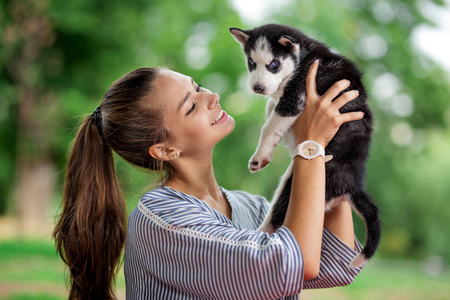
top-left (124, 186), bottom-right (364, 299)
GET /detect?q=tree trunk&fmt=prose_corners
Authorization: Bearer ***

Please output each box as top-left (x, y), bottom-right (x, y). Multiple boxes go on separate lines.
top-left (15, 158), bottom-right (56, 236)
top-left (4, 0), bottom-right (57, 237)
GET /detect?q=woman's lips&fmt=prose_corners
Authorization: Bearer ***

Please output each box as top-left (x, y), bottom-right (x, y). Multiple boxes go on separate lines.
top-left (211, 109), bottom-right (227, 125)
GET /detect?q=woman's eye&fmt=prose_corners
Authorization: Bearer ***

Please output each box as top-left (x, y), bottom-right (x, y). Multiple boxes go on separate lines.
top-left (186, 103), bottom-right (196, 115)
top-left (196, 84), bottom-right (201, 92)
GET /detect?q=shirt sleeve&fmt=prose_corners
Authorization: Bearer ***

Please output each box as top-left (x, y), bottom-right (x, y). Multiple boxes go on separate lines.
top-left (125, 195), bottom-right (304, 300)
top-left (303, 228), bottom-right (365, 289)
top-left (241, 190), bottom-right (365, 290)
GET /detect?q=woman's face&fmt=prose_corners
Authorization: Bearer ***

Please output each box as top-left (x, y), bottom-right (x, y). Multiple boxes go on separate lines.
top-left (154, 70), bottom-right (235, 156)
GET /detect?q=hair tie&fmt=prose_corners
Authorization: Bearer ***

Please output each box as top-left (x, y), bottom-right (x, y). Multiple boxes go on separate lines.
top-left (91, 106), bottom-right (103, 126)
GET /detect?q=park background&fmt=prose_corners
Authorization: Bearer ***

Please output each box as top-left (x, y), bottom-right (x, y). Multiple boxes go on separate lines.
top-left (1, 0), bottom-right (449, 299)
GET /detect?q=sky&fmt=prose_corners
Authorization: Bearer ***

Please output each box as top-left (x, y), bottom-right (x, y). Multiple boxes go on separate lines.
top-left (411, 0), bottom-right (450, 74)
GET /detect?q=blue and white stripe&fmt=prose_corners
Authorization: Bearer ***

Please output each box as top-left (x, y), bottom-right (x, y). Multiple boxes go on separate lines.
top-left (124, 186), bottom-right (363, 299)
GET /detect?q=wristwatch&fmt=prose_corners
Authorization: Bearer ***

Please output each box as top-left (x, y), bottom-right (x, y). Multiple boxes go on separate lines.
top-left (295, 140), bottom-right (333, 162)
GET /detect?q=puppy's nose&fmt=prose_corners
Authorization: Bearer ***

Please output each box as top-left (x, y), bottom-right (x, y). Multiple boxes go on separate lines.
top-left (253, 85), bottom-right (265, 94)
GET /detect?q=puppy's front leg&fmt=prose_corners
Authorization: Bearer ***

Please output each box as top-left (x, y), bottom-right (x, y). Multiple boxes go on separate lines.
top-left (249, 112), bottom-right (298, 172)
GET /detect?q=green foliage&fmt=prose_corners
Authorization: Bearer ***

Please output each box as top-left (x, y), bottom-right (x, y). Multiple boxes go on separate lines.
top-left (1, 0), bottom-right (450, 263)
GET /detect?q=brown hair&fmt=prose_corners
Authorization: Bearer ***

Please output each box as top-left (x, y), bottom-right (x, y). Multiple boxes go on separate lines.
top-left (53, 67), bottom-right (172, 299)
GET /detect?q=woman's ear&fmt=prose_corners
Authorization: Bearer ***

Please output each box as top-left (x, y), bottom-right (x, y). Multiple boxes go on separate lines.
top-left (149, 143), bottom-right (180, 161)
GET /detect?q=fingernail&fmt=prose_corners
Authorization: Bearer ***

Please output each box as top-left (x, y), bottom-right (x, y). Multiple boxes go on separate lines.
top-left (314, 59), bottom-right (319, 64)
top-left (347, 80), bottom-right (351, 85)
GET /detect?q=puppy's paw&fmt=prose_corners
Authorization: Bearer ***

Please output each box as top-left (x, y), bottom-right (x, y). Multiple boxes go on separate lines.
top-left (248, 157), bottom-right (270, 173)
top-left (248, 152), bottom-right (272, 173)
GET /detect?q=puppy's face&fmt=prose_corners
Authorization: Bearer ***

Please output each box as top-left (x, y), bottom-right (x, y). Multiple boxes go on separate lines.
top-left (246, 37), bottom-right (296, 95)
top-left (230, 28), bottom-right (300, 96)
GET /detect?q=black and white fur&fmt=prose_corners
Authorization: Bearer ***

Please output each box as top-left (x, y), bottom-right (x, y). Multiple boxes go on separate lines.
top-left (230, 24), bottom-right (380, 267)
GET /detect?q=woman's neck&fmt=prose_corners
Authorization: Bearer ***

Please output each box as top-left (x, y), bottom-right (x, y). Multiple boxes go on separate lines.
top-left (164, 154), bottom-right (232, 219)
top-left (165, 155), bottom-right (221, 201)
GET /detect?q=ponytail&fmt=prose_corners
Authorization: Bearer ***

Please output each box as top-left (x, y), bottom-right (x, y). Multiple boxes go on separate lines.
top-left (53, 115), bottom-right (126, 299)
top-left (53, 67), bottom-right (167, 299)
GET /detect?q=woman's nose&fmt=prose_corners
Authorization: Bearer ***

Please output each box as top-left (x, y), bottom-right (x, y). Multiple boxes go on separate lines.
top-left (206, 93), bottom-right (220, 110)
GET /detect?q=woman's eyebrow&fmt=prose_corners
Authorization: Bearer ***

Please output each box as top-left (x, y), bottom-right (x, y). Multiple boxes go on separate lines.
top-left (177, 78), bottom-right (195, 112)
top-left (177, 92), bottom-right (191, 112)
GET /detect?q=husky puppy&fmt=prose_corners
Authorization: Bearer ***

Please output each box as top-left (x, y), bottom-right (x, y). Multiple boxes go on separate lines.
top-left (230, 24), bottom-right (380, 267)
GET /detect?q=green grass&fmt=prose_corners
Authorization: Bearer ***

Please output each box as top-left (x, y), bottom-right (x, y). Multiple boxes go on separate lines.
top-left (0, 239), bottom-right (449, 300)
top-left (303, 258), bottom-right (450, 300)
top-left (0, 240), bottom-right (125, 299)
top-left (6, 294), bottom-right (63, 300)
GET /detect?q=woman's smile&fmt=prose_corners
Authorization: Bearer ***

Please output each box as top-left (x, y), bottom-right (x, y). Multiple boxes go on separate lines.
top-left (211, 107), bottom-right (227, 125)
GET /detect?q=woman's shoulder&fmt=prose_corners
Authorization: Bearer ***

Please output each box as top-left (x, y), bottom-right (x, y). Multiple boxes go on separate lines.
top-left (222, 188), bottom-right (266, 202)
top-left (140, 186), bottom-right (268, 209)
top-left (141, 185), bottom-right (182, 199)
top-left (133, 186), bottom-right (225, 227)
top-left (139, 186), bottom-right (203, 211)
top-left (221, 188), bottom-right (269, 212)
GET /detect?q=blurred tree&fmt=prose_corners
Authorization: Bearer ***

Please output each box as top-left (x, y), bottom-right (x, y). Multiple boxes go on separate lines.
top-left (0, 0), bottom-right (449, 262)
top-left (0, 0), bottom-right (247, 234)
top-left (1, 0), bottom-right (58, 234)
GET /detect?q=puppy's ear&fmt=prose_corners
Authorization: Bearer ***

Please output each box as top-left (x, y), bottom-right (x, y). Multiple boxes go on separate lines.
top-left (279, 35), bottom-right (300, 54)
top-left (229, 27), bottom-right (250, 47)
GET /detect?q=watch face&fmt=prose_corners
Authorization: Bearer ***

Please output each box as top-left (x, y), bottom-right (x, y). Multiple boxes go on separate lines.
top-left (302, 142), bottom-right (318, 157)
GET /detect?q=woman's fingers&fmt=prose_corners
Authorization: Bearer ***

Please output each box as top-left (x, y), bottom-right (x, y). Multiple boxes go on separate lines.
top-left (332, 90), bottom-right (360, 110)
top-left (323, 79), bottom-right (351, 102)
top-left (300, 63), bottom-right (364, 145)
top-left (329, 90), bottom-right (364, 125)
top-left (306, 59), bottom-right (320, 97)
top-left (336, 111), bottom-right (365, 124)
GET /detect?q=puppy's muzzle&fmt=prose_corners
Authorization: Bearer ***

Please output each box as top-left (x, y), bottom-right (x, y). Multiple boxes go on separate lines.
top-left (253, 85), bottom-right (265, 94)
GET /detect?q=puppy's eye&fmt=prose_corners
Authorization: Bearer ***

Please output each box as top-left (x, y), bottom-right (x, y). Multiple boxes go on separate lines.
top-left (248, 58), bottom-right (256, 69)
top-left (269, 60), bottom-right (280, 69)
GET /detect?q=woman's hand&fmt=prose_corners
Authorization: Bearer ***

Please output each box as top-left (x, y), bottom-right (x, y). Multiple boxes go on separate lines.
top-left (292, 59), bottom-right (364, 148)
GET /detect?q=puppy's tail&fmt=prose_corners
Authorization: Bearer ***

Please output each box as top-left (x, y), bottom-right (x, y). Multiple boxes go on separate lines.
top-left (349, 253), bottom-right (367, 268)
top-left (348, 190), bottom-right (381, 268)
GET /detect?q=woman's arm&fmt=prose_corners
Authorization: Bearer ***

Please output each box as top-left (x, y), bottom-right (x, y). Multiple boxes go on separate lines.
top-left (285, 154), bottom-right (325, 280)
top-left (282, 60), bottom-right (363, 280)
top-left (324, 199), bottom-right (355, 249)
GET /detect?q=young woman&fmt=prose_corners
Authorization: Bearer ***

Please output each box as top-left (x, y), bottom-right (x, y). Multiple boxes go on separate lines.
top-left (53, 60), bottom-right (365, 299)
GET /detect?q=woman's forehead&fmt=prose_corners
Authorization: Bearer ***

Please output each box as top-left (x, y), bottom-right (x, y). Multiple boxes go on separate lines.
top-left (154, 70), bottom-right (191, 109)
top-left (158, 70), bottom-right (190, 85)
